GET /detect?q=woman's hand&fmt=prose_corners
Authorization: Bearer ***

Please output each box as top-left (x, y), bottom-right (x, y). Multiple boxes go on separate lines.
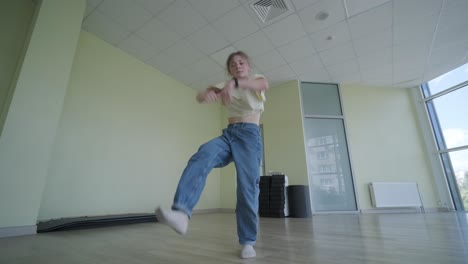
top-left (219, 79), bottom-right (235, 105)
top-left (196, 87), bottom-right (221, 103)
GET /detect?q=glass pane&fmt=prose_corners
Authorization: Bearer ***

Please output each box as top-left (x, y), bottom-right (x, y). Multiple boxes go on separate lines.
top-left (304, 118), bottom-right (357, 211)
top-left (440, 152), bottom-right (463, 210)
top-left (427, 62), bottom-right (468, 95)
top-left (431, 86), bottom-right (468, 149)
top-left (301, 83), bottom-right (342, 116)
top-left (444, 150), bottom-right (468, 210)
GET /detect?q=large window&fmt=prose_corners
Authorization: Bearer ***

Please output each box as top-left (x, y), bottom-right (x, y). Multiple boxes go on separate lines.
top-left (421, 63), bottom-right (468, 210)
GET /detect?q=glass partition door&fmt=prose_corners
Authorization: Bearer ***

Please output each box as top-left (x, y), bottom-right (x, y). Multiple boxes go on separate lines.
top-left (301, 83), bottom-right (357, 212)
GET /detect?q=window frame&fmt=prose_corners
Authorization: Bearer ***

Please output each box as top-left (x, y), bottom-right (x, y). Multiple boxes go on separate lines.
top-left (418, 78), bottom-right (468, 210)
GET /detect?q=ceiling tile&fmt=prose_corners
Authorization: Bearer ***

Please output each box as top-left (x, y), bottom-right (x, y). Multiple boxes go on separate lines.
top-left (298, 0), bottom-right (346, 34)
top-left (319, 41), bottom-right (356, 66)
top-left (233, 30), bottom-right (275, 58)
top-left (326, 59), bottom-right (359, 79)
top-left (169, 65), bottom-right (202, 85)
top-left (423, 59), bottom-right (466, 83)
top-left (433, 22), bottom-right (468, 50)
top-left (437, 0), bottom-right (468, 32)
top-left (82, 10), bottom-right (130, 45)
top-left (308, 21), bottom-right (351, 52)
top-left (117, 34), bottom-right (160, 62)
top-left (186, 25), bottom-right (230, 55)
top-left (212, 6), bottom-right (259, 43)
top-left (263, 14), bottom-right (307, 47)
top-left (263, 64), bottom-right (297, 84)
top-left (326, 58), bottom-right (359, 78)
top-left (393, 14), bottom-right (437, 46)
top-left (289, 54), bottom-right (325, 75)
top-left (136, 17), bottom-right (182, 50)
top-left (133, 0), bottom-right (174, 15)
top-left (253, 49), bottom-right (287, 72)
top-left (210, 46), bottom-right (237, 68)
top-left (188, 0), bottom-right (240, 22)
top-left (393, 61), bottom-right (427, 84)
top-left (393, 0), bottom-right (443, 26)
top-left (186, 57), bottom-right (224, 81)
top-left (291, 0), bottom-right (321, 11)
top-left (353, 27), bottom-right (392, 57)
top-left (348, 1), bottom-right (392, 39)
top-left (333, 72), bottom-right (362, 84)
top-left (393, 42), bottom-right (431, 65)
top-left (158, 0), bottom-right (208, 37)
top-left (360, 64), bottom-right (393, 87)
top-left (165, 40), bottom-right (205, 67)
top-left (393, 58), bottom-right (426, 85)
top-left (98, 0), bottom-right (153, 31)
top-left (190, 70), bottom-right (228, 90)
top-left (146, 51), bottom-right (182, 75)
top-left (358, 47), bottom-right (392, 71)
top-left (277, 36), bottom-right (316, 63)
top-left (344, 0), bottom-right (391, 17)
top-left (427, 41), bottom-right (468, 69)
top-left (298, 67), bottom-right (331, 83)
top-left (392, 79), bottom-right (422, 88)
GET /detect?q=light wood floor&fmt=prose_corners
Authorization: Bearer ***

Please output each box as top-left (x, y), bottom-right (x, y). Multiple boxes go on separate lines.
top-left (1, 212), bottom-right (468, 264)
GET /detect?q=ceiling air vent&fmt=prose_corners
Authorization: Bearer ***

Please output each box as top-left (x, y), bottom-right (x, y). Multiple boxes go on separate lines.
top-left (251, 0), bottom-right (290, 23)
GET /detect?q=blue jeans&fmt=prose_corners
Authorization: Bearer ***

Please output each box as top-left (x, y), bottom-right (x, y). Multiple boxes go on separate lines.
top-left (172, 122), bottom-right (262, 245)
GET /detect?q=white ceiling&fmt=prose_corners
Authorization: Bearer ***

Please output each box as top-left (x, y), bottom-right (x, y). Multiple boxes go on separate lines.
top-left (82, 0), bottom-right (468, 90)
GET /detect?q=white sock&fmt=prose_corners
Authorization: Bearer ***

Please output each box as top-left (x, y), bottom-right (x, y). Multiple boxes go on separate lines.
top-left (155, 207), bottom-right (189, 235)
top-left (240, 245), bottom-right (256, 259)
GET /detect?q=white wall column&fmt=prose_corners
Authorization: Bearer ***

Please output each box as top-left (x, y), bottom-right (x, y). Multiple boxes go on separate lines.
top-left (0, 0), bottom-right (85, 235)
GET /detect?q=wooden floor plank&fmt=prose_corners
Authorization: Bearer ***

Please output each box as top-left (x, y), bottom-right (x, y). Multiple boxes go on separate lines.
top-left (1, 212), bottom-right (467, 263)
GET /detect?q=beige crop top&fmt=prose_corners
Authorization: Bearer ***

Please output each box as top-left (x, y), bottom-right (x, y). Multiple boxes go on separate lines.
top-left (215, 74), bottom-right (266, 118)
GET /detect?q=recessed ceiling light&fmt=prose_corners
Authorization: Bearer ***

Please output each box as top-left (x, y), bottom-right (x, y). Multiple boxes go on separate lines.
top-left (315, 11), bottom-right (329, 21)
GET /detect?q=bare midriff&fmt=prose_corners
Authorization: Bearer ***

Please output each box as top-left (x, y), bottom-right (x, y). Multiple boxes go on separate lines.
top-left (228, 113), bottom-right (261, 125)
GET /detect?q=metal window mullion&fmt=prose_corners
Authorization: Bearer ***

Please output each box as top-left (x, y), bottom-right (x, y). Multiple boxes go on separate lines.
top-left (437, 144), bottom-right (468, 154)
top-left (424, 80), bottom-right (468, 101)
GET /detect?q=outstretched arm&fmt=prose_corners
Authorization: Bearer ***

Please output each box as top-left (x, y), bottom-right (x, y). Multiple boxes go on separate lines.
top-left (196, 86), bottom-right (222, 103)
top-left (237, 77), bottom-right (268, 92)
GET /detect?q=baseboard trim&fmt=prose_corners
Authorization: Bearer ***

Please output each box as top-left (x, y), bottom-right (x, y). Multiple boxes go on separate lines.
top-left (0, 225), bottom-right (36, 238)
top-left (37, 213), bottom-right (157, 233)
top-left (360, 207), bottom-right (450, 214)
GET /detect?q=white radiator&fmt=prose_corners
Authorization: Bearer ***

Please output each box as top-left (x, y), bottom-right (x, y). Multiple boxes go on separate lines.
top-left (369, 182), bottom-right (423, 209)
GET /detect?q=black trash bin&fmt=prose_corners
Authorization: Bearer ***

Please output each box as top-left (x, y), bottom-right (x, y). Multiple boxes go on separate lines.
top-left (287, 185), bottom-right (312, 218)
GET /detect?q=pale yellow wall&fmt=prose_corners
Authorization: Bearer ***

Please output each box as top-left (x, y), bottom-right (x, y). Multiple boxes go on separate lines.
top-left (38, 31), bottom-right (222, 220)
top-left (0, 0), bottom-right (36, 135)
top-left (340, 84), bottom-right (438, 209)
top-left (0, 0), bottom-right (86, 228)
top-left (262, 81), bottom-right (309, 185)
